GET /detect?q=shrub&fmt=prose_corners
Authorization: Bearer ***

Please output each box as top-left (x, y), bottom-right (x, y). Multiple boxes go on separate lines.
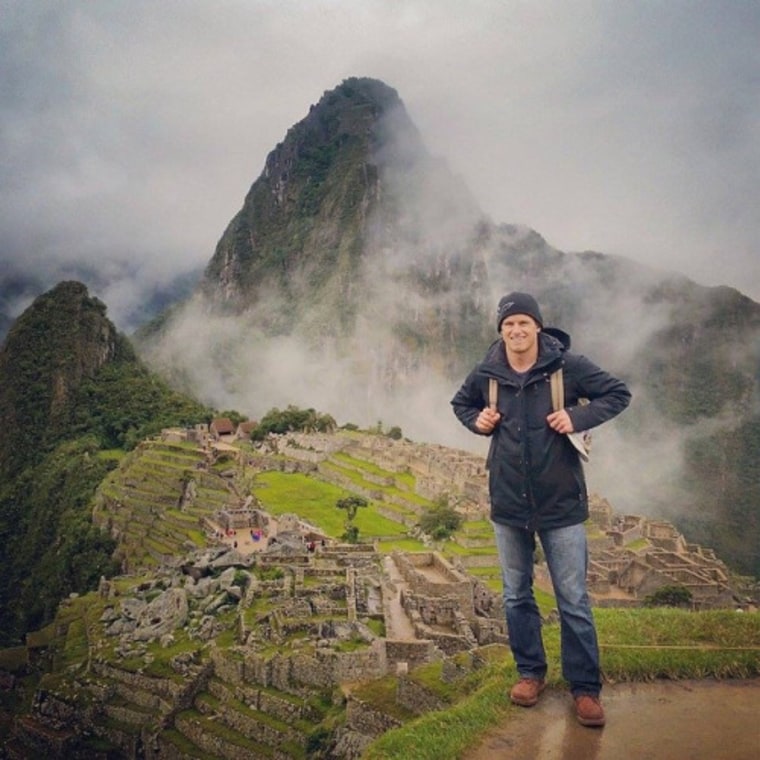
top-left (643, 585), bottom-right (693, 608)
top-left (418, 498), bottom-right (463, 541)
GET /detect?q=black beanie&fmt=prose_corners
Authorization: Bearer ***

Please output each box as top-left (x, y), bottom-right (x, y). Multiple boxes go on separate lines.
top-left (496, 292), bottom-right (544, 332)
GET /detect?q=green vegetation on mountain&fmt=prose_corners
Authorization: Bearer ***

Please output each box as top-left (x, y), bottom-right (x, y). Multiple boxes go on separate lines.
top-left (68, 355), bottom-right (212, 450)
top-left (0, 437), bottom-right (119, 642)
top-left (680, 416), bottom-right (760, 576)
top-left (0, 282), bottom-right (212, 644)
top-left (201, 78), bottom-right (399, 328)
top-left (251, 405), bottom-right (337, 440)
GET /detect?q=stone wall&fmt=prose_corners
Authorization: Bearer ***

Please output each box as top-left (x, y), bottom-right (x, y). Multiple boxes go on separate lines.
top-left (91, 663), bottom-right (186, 701)
top-left (395, 674), bottom-right (446, 715)
top-left (393, 552), bottom-right (475, 617)
top-left (197, 688), bottom-right (306, 751)
top-left (384, 639), bottom-right (437, 670)
top-left (172, 713), bottom-right (293, 760)
top-left (289, 646), bottom-right (386, 688)
top-left (375, 504), bottom-right (418, 527)
top-left (245, 454), bottom-right (318, 475)
top-left (344, 694), bottom-right (403, 739)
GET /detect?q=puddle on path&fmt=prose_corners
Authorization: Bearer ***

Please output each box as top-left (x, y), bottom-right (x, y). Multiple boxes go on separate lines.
top-left (462, 679), bottom-right (760, 760)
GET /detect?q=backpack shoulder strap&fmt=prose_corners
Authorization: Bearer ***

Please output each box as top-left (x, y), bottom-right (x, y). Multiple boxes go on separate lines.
top-left (550, 368), bottom-right (564, 411)
top-left (488, 378), bottom-right (498, 410)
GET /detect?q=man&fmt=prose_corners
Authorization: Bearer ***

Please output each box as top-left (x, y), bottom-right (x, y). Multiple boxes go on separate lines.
top-left (451, 292), bottom-right (631, 727)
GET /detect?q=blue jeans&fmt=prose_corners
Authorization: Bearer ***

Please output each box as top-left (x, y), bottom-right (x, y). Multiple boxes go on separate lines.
top-left (492, 521), bottom-right (601, 696)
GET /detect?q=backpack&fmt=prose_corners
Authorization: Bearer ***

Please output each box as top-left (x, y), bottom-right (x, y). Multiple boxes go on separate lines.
top-left (488, 369), bottom-right (591, 462)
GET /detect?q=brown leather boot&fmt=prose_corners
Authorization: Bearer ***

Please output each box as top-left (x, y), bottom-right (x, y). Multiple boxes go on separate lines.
top-left (509, 677), bottom-right (546, 707)
top-left (574, 694), bottom-right (606, 727)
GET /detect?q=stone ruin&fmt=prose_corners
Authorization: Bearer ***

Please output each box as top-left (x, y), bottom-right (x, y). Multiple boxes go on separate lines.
top-left (288, 433), bottom-right (744, 610)
top-left (6, 529), bottom-right (509, 759)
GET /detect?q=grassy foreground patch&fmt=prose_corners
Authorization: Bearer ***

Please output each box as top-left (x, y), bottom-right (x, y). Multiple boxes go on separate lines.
top-left (363, 608), bottom-right (760, 760)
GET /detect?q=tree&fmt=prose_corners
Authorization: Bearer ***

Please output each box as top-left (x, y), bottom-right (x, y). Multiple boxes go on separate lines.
top-left (336, 495), bottom-right (368, 543)
top-left (418, 496), bottom-right (463, 541)
top-left (643, 585), bottom-right (693, 608)
top-left (250, 405), bottom-right (336, 441)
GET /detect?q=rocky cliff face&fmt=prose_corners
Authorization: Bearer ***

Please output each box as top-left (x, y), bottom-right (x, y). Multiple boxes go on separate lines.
top-left (191, 77), bottom-right (489, 373)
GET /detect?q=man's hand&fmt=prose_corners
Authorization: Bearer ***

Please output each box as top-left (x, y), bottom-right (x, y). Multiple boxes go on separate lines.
top-left (475, 407), bottom-right (501, 433)
top-left (546, 409), bottom-right (574, 434)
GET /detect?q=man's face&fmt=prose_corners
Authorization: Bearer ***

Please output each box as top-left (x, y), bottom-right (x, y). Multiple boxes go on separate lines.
top-left (500, 314), bottom-right (541, 355)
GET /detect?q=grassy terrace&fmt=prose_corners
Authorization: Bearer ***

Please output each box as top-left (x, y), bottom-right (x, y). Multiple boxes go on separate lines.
top-left (329, 451), bottom-right (420, 492)
top-left (251, 471), bottom-right (409, 540)
top-left (324, 453), bottom-right (430, 506)
top-left (160, 727), bottom-right (225, 759)
top-left (197, 689), bottom-right (308, 757)
top-left (318, 460), bottom-right (427, 513)
top-left (93, 439), bottom-right (239, 570)
top-left (456, 518), bottom-right (494, 541)
top-left (175, 708), bottom-right (277, 758)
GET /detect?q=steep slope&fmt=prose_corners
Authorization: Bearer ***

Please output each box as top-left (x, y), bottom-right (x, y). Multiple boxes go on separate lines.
top-left (139, 77), bottom-right (490, 393)
top-left (0, 281), bottom-right (120, 478)
top-left (200, 77), bottom-right (482, 338)
top-left (0, 281), bottom-right (212, 644)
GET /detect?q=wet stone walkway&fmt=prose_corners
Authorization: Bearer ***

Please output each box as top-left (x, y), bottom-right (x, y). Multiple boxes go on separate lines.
top-left (462, 678), bottom-right (760, 760)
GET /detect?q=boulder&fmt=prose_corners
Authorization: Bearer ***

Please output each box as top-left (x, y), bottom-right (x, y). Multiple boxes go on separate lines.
top-left (132, 588), bottom-right (189, 642)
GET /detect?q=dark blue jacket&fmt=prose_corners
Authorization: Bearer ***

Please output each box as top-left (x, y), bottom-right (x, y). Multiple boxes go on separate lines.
top-left (450, 330), bottom-right (631, 530)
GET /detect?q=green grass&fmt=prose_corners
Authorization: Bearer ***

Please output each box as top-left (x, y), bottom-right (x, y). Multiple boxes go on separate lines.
top-left (363, 609), bottom-right (760, 760)
top-left (320, 461), bottom-right (431, 508)
top-left (96, 449), bottom-right (125, 463)
top-left (362, 658), bottom-right (516, 760)
top-left (252, 471), bottom-right (408, 539)
top-left (441, 542), bottom-right (497, 557)
top-left (159, 728), bottom-right (218, 759)
top-left (331, 452), bottom-right (398, 479)
top-left (457, 519), bottom-right (492, 536)
top-left (376, 538), bottom-right (428, 553)
top-left (62, 618), bottom-right (89, 666)
top-left (595, 608), bottom-right (760, 680)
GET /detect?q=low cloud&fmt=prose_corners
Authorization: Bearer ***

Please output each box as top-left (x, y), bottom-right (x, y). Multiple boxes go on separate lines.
top-left (2, 1), bottom-right (759, 331)
top-left (2, 2), bottom-right (758, 528)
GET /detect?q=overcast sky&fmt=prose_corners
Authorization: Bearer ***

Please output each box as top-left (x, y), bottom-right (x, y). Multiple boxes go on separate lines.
top-left (2, 0), bottom-right (759, 327)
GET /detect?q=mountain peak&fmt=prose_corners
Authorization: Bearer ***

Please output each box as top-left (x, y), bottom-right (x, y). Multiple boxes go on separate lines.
top-left (199, 76), bottom-right (436, 312)
top-left (0, 281), bottom-right (123, 476)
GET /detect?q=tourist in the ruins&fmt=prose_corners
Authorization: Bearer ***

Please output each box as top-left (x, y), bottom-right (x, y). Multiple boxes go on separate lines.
top-left (450, 292), bottom-right (631, 727)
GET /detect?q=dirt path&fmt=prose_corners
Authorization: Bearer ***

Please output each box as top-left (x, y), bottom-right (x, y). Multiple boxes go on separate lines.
top-left (382, 555), bottom-right (416, 640)
top-left (462, 678), bottom-right (760, 760)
